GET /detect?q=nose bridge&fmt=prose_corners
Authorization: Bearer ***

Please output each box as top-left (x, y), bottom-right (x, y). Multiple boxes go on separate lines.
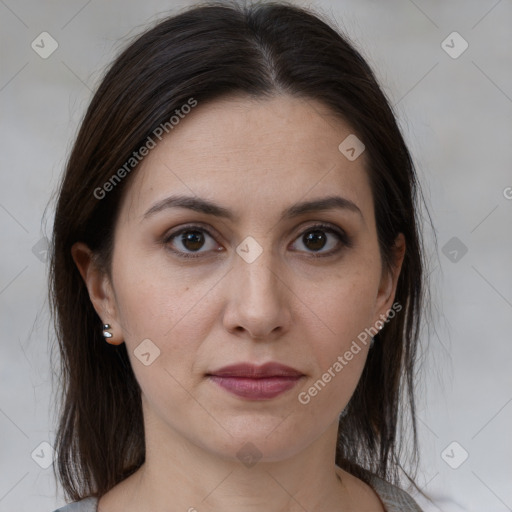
top-left (219, 219), bottom-right (300, 338)
top-left (236, 238), bottom-right (280, 298)
top-left (224, 234), bottom-right (292, 338)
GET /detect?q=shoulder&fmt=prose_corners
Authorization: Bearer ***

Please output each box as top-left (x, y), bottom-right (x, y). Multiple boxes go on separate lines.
top-left (51, 497), bottom-right (98, 512)
top-left (335, 465), bottom-right (423, 511)
top-left (367, 474), bottom-right (424, 512)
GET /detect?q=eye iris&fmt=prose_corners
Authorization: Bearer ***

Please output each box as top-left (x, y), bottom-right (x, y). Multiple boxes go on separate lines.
top-left (304, 230), bottom-right (327, 251)
top-left (181, 230), bottom-right (204, 251)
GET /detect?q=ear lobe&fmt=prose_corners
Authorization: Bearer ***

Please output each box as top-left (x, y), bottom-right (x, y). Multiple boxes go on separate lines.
top-left (375, 233), bottom-right (406, 315)
top-left (71, 242), bottom-right (116, 324)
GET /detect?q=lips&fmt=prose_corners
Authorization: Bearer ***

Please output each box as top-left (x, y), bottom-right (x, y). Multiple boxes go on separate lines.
top-left (208, 362), bottom-right (303, 378)
top-left (206, 362), bottom-right (304, 400)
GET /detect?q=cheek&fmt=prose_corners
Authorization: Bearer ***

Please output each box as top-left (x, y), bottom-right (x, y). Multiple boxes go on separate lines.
top-left (111, 251), bottom-right (223, 372)
top-left (113, 243), bottom-right (185, 325)
top-left (295, 311), bottom-right (371, 423)
top-left (308, 267), bottom-right (380, 348)
top-left (293, 266), bottom-right (379, 412)
top-left (111, 264), bottom-right (214, 423)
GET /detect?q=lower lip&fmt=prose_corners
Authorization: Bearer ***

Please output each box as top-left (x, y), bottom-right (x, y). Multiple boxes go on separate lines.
top-left (208, 375), bottom-right (303, 400)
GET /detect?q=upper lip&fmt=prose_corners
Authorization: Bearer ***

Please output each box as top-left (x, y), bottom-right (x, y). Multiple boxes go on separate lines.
top-left (207, 362), bottom-right (304, 378)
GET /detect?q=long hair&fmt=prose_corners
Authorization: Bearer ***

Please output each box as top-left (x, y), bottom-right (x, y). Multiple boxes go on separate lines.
top-left (49, 0), bottom-right (429, 500)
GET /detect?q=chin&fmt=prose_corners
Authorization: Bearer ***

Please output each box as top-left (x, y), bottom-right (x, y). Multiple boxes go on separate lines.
top-left (197, 417), bottom-right (318, 464)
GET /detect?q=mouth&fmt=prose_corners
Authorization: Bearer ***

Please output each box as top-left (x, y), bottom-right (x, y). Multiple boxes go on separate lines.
top-left (206, 362), bottom-right (305, 400)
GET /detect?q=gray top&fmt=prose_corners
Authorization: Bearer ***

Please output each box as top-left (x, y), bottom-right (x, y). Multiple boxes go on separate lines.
top-left (51, 475), bottom-right (423, 511)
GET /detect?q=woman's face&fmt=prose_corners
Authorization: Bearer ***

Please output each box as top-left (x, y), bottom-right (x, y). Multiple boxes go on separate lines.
top-left (79, 94), bottom-right (404, 462)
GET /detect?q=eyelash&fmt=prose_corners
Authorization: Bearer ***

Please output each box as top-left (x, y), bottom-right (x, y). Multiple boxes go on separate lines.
top-left (163, 222), bottom-right (352, 260)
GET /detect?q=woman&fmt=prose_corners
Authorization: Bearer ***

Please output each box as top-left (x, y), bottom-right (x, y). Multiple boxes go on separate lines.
top-left (49, 1), bottom-right (430, 510)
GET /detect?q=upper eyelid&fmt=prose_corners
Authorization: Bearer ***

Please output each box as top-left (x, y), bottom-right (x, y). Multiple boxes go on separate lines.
top-left (165, 222), bottom-right (222, 242)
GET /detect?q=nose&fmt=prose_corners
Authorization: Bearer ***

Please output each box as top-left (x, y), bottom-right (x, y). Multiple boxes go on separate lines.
top-left (222, 246), bottom-right (292, 340)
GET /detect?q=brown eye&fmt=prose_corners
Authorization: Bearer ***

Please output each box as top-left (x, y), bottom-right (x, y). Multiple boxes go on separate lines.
top-left (180, 230), bottom-right (206, 251)
top-left (290, 223), bottom-right (351, 257)
top-left (164, 225), bottom-right (221, 259)
top-left (164, 222), bottom-right (351, 260)
top-left (303, 230), bottom-right (328, 251)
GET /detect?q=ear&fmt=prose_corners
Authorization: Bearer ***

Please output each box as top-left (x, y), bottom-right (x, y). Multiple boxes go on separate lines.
top-left (71, 242), bottom-right (124, 345)
top-left (374, 232), bottom-right (406, 323)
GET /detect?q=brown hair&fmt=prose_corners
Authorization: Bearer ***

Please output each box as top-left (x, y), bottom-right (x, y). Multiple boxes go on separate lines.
top-left (49, 0), bottom-right (431, 501)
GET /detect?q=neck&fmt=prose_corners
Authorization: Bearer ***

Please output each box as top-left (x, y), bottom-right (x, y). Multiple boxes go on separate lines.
top-left (112, 420), bottom-right (350, 512)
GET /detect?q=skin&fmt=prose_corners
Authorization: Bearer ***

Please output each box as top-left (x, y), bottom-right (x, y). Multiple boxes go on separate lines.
top-left (72, 94), bottom-right (405, 512)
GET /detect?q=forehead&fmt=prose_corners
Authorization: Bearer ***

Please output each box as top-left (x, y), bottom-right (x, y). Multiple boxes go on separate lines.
top-left (118, 94), bottom-right (372, 224)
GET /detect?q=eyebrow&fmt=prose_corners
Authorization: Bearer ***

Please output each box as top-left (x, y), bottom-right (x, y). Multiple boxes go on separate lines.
top-left (142, 194), bottom-right (363, 223)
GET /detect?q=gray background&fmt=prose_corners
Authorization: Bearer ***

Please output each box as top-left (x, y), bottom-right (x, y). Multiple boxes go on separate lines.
top-left (1, 0), bottom-right (511, 511)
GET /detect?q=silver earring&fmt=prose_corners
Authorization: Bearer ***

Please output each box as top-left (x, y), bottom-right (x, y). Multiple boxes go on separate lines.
top-left (102, 324), bottom-right (113, 338)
